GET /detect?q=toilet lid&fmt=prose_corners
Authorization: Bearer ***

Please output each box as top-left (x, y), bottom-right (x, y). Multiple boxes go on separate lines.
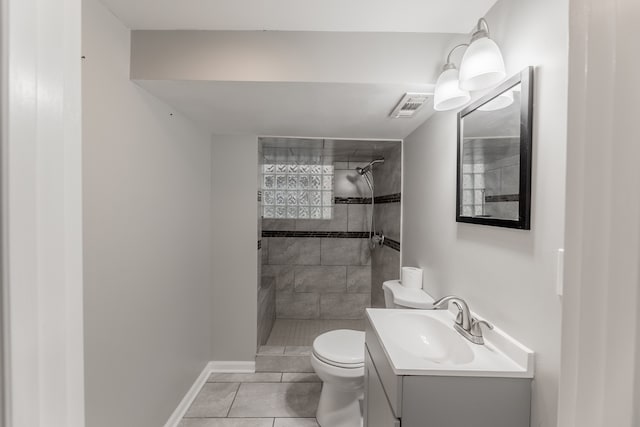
top-left (312, 329), bottom-right (365, 368)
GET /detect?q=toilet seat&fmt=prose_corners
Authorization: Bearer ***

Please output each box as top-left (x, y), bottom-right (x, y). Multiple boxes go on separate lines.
top-left (312, 329), bottom-right (365, 369)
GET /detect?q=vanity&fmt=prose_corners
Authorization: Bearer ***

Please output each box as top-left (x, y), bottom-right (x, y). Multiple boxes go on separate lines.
top-left (364, 308), bottom-right (534, 427)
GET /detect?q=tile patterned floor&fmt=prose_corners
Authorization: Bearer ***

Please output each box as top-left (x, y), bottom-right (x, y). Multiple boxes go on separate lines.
top-left (266, 319), bottom-right (366, 346)
top-left (180, 320), bottom-right (368, 426)
top-left (179, 372), bottom-right (322, 427)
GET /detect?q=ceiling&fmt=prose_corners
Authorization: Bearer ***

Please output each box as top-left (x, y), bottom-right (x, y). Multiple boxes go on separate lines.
top-left (100, 0), bottom-right (498, 32)
top-left (113, 0), bottom-right (500, 139)
top-left (136, 80), bottom-right (437, 139)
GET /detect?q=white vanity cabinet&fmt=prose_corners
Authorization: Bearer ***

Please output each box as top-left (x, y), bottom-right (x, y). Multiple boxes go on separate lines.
top-left (364, 317), bottom-right (532, 427)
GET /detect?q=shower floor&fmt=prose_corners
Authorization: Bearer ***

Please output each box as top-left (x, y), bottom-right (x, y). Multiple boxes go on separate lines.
top-left (265, 319), bottom-right (366, 346)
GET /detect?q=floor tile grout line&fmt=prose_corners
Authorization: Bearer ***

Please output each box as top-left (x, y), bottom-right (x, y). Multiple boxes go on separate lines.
top-left (224, 382), bottom-right (242, 418)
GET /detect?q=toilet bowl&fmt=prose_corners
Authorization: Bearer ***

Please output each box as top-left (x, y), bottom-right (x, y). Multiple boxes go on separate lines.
top-left (311, 329), bottom-right (365, 427)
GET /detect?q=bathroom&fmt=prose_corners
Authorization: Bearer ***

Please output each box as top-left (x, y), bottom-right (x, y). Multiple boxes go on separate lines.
top-left (3, 0), bottom-right (639, 427)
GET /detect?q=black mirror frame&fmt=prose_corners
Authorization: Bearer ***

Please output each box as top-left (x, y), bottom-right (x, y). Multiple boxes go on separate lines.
top-left (456, 66), bottom-right (534, 230)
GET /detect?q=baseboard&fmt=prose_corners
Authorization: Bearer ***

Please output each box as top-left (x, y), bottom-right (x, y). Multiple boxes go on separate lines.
top-left (209, 360), bottom-right (256, 373)
top-left (164, 360), bottom-right (256, 427)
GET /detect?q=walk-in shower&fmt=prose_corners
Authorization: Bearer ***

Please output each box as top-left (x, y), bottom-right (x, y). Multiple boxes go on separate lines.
top-left (356, 158), bottom-right (385, 249)
top-left (257, 137), bottom-right (401, 352)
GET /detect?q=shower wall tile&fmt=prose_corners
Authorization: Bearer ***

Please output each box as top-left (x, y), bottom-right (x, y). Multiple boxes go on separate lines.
top-left (276, 293), bottom-right (320, 319)
top-left (333, 170), bottom-right (369, 198)
top-left (348, 161), bottom-right (371, 170)
top-left (347, 204), bottom-right (372, 232)
top-left (374, 145), bottom-right (402, 197)
top-left (260, 158), bottom-right (393, 320)
top-left (295, 204), bottom-right (347, 231)
top-left (347, 266), bottom-right (371, 293)
top-left (376, 202), bottom-right (401, 242)
top-left (294, 266), bottom-right (347, 293)
top-left (501, 164), bottom-right (520, 194)
top-left (263, 265), bottom-right (295, 292)
top-left (333, 161), bottom-right (349, 170)
top-left (261, 238), bottom-right (269, 265)
top-left (320, 293), bottom-right (370, 319)
top-left (371, 245), bottom-right (400, 308)
top-left (263, 218), bottom-right (296, 231)
top-left (257, 279), bottom-right (275, 347)
top-left (268, 238), bottom-right (321, 265)
top-left (320, 238), bottom-right (371, 266)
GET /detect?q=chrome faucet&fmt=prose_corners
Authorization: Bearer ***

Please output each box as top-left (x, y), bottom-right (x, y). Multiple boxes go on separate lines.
top-left (432, 295), bottom-right (494, 345)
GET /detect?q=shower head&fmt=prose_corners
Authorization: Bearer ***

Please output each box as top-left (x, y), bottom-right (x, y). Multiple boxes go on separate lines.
top-left (355, 158), bottom-right (384, 175)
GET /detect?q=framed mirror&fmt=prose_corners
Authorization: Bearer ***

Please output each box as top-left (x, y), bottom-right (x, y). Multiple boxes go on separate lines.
top-left (456, 66), bottom-right (534, 229)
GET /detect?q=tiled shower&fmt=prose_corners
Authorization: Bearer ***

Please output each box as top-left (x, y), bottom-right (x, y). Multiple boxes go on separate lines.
top-left (257, 138), bottom-right (402, 349)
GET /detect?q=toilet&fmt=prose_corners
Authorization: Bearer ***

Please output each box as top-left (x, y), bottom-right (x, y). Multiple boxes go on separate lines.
top-left (311, 329), bottom-right (365, 427)
top-left (311, 281), bottom-right (436, 427)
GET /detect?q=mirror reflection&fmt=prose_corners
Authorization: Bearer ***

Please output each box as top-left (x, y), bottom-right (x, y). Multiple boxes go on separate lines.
top-left (460, 84), bottom-right (522, 221)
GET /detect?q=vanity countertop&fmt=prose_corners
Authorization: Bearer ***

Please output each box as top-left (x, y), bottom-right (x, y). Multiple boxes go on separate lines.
top-left (365, 308), bottom-right (534, 378)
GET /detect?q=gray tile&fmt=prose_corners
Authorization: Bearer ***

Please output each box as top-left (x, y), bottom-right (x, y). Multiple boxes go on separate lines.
top-left (255, 355), bottom-right (314, 373)
top-left (295, 205), bottom-right (347, 231)
top-left (373, 144), bottom-right (402, 197)
top-left (347, 266), bottom-right (371, 293)
top-left (260, 275), bottom-right (275, 290)
top-left (276, 293), bottom-right (319, 319)
top-left (263, 218), bottom-right (296, 231)
top-left (282, 373), bottom-right (321, 383)
top-left (320, 293), bottom-right (370, 319)
top-left (228, 383), bottom-right (321, 418)
top-left (263, 265), bottom-right (295, 292)
top-left (371, 245), bottom-right (400, 308)
top-left (333, 161), bottom-right (349, 170)
top-left (484, 169), bottom-right (500, 196)
top-left (320, 238), bottom-right (371, 266)
top-left (274, 419), bottom-right (319, 427)
top-left (269, 238), bottom-right (321, 265)
top-left (184, 383), bottom-right (239, 417)
top-left (501, 164), bottom-right (520, 194)
top-left (257, 284), bottom-right (276, 347)
top-left (258, 345), bottom-right (285, 355)
top-left (334, 170), bottom-right (369, 198)
top-left (261, 238), bottom-right (269, 265)
top-left (179, 419), bottom-right (274, 427)
top-left (284, 346), bottom-right (312, 356)
top-left (208, 373), bottom-right (282, 383)
top-left (294, 266), bottom-right (346, 292)
top-left (375, 202), bottom-right (401, 241)
top-left (347, 204), bottom-right (372, 232)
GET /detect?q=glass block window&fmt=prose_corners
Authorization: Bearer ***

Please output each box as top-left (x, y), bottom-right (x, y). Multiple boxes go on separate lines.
top-left (461, 163), bottom-right (485, 216)
top-left (262, 163), bottom-right (334, 219)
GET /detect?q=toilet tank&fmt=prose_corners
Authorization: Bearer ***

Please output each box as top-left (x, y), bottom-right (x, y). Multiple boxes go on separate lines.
top-left (382, 280), bottom-right (435, 309)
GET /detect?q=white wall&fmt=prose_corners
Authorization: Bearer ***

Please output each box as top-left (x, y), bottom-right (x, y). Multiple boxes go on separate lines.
top-left (2, 0), bottom-right (84, 425)
top-left (558, 0), bottom-right (640, 426)
top-left (401, 0), bottom-right (568, 425)
top-left (210, 134), bottom-right (259, 361)
top-left (82, 0), bottom-right (212, 426)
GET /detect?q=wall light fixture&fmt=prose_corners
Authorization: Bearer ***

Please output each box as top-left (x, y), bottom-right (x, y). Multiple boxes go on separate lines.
top-left (433, 44), bottom-right (470, 111)
top-left (458, 18), bottom-right (506, 91)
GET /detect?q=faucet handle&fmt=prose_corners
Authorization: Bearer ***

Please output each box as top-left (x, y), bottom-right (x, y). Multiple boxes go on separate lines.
top-left (451, 301), bottom-right (464, 326)
top-left (470, 318), bottom-right (494, 338)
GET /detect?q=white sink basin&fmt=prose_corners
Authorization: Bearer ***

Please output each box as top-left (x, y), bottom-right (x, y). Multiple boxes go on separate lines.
top-left (366, 308), bottom-right (534, 378)
top-left (383, 312), bottom-right (474, 365)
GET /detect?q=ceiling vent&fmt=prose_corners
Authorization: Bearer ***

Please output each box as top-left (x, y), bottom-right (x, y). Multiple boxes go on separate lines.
top-left (389, 93), bottom-right (430, 118)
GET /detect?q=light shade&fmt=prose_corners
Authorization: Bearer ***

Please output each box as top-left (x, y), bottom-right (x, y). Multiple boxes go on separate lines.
top-left (477, 89), bottom-right (514, 111)
top-left (459, 36), bottom-right (506, 91)
top-left (433, 68), bottom-right (471, 111)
